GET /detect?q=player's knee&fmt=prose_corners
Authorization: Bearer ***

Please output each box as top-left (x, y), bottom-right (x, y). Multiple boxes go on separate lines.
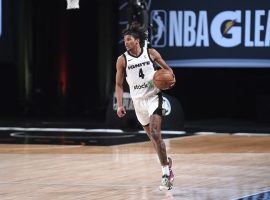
top-left (150, 127), bottom-right (160, 141)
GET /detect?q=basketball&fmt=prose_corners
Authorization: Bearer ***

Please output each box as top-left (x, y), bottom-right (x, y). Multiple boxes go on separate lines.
top-left (153, 69), bottom-right (175, 90)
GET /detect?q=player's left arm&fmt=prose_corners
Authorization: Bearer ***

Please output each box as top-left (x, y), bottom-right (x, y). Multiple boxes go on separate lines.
top-left (148, 48), bottom-right (174, 75)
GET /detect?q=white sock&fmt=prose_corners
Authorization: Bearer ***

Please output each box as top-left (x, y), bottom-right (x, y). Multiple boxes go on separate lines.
top-left (162, 165), bottom-right (170, 176)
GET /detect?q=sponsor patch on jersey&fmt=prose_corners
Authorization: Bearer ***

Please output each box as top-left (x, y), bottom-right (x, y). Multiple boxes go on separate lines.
top-left (134, 83), bottom-right (148, 90)
top-left (133, 81), bottom-right (154, 90)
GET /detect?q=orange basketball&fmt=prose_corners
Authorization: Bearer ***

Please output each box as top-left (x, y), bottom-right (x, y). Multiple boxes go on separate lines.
top-left (153, 69), bottom-right (175, 90)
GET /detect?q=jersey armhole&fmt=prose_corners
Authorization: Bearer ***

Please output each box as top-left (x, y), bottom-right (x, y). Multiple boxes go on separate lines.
top-left (147, 48), bottom-right (155, 64)
top-left (122, 53), bottom-right (127, 77)
top-left (147, 48), bottom-right (160, 71)
top-left (122, 53), bottom-right (127, 68)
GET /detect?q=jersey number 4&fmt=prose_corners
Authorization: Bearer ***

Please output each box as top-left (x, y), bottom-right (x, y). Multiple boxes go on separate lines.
top-left (139, 68), bottom-right (145, 79)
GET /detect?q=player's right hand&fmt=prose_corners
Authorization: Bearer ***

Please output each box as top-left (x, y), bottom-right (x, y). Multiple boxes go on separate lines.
top-left (117, 106), bottom-right (126, 118)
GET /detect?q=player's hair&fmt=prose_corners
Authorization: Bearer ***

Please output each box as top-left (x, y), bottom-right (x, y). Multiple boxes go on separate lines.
top-left (122, 21), bottom-right (147, 47)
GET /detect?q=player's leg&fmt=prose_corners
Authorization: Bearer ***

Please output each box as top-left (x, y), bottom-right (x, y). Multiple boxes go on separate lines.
top-left (149, 114), bottom-right (174, 190)
top-left (136, 95), bottom-right (174, 190)
top-left (144, 123), bottom-right (174, 188)
top-left (149, 114), bottom-right (167, 165)
top-left (147, 93), bottom-right (175, 190)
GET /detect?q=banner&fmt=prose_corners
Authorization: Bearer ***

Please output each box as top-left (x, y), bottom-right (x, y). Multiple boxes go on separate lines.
top-left (118, 0), bottom-right (270, 68)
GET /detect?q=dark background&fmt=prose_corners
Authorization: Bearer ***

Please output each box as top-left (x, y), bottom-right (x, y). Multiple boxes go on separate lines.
top-left (0, 0), bottom-right (270, 128)
top-left (0, 0), bottom-right (118, 122)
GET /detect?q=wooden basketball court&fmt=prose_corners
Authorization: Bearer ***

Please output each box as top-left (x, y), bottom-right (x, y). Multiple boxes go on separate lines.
top-left (0, 134), bottom-right (270, 200)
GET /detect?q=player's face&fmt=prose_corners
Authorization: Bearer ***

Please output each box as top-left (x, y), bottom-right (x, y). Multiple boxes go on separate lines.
top-left (124, 35), bottom-right (139, 51)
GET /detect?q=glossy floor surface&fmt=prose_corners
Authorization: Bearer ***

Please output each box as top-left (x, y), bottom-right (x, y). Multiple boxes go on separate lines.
top-left (0, 134), bottom-right (270, 200)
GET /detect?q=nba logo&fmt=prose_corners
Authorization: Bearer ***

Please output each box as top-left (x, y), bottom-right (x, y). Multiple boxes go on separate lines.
top-left (151, 10), bottom-right (167, 47)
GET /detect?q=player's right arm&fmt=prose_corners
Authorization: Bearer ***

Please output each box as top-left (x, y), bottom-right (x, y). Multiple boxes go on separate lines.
top-left (115, 55), bottom-right (127, 118)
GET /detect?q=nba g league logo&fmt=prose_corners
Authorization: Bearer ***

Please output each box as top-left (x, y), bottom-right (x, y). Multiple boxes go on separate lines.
top-left (150, 9), bottom-right (270, 48)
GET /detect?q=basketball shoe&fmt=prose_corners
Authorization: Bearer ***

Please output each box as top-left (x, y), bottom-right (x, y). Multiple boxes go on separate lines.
top-left (159, 157), bottom-right (174, 191)
top-left (159, 174), bottom-right (172, 190)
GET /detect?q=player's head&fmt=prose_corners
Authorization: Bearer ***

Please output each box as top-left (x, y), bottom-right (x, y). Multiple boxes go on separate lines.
top-left (122, 21), bottom-right (147, 50)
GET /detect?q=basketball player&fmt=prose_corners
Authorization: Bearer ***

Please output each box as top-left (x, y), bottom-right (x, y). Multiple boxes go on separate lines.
top-left (115, 22), bottom-right (175, 190)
